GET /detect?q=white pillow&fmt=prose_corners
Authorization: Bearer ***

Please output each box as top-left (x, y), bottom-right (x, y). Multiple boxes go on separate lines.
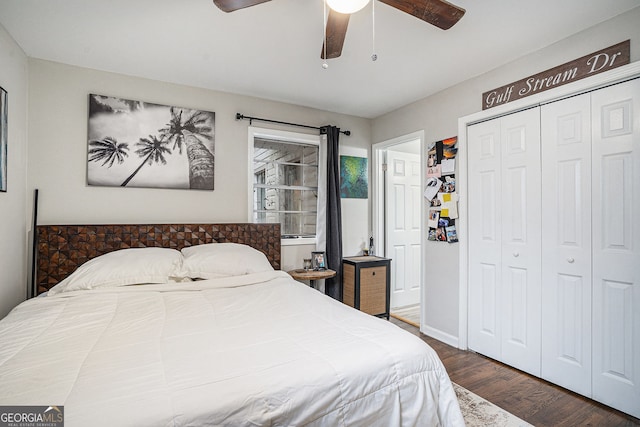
top-left (48, 247), bottom-right (183, 295)
top-left (180, 243), bottom-right (274, 279)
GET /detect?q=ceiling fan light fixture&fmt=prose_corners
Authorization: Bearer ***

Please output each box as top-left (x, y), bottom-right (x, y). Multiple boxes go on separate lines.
top-left (326, 0), bottom-right (370, 14)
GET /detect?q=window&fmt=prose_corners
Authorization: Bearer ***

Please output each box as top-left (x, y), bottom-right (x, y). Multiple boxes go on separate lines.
top-left (249, 128), bottom-right (322, 242)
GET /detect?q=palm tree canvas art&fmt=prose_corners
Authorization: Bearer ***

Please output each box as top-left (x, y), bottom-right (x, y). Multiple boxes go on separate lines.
top-left (87, 94), bottom-right (215, 190)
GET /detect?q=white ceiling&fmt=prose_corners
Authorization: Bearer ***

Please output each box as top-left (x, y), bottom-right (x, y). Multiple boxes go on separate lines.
top-left (1, 0), bottom-right (639, 118)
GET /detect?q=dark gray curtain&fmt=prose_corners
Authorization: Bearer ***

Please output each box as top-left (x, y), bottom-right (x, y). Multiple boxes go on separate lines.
top-left (323, 126), bottom-right (343, 300)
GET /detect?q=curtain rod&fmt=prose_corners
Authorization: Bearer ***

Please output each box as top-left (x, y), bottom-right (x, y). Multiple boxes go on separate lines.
top-left (236, 113), bottom-right (351, 136)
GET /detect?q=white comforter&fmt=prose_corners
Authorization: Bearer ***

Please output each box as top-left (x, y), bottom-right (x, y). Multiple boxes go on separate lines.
top-left (0, 271), bottom-right (464, 426)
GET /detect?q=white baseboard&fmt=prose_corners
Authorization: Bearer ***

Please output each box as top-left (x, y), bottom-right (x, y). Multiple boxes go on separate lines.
top-left (420, 324), bottom-right (460, 349)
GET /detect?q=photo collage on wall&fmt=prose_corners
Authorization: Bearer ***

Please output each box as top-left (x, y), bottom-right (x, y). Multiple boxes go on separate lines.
top-left (424, 137), bottom-right (458, 243)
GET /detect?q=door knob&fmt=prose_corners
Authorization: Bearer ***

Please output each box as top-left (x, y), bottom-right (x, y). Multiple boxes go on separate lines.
top-left (567, 257), bottom-right (575, 263)
top-left (513, 252), bottom-right (519, 257)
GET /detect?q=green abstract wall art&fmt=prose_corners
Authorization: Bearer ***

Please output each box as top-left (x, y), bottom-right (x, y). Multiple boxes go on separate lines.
top-left (340, 155), bottom-right (368, 199)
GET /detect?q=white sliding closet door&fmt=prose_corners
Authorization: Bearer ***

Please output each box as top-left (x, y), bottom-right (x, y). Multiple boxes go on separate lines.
top-left (591, 78), bottom-right (640, 418)
top-left (468, 118), bottom-right (502, 361)
top-left (468, 108), bottom-right (542, 376)
top-left (498, 109), bottom-right (542, 376)
top-left (541, 93), bottom-right (592, 396)
top-left (466, 75), bottom-right (640, 418)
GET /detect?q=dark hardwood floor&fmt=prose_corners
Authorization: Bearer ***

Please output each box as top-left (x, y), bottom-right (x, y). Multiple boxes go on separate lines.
top-left (390, 317), bottom-right (640, 427)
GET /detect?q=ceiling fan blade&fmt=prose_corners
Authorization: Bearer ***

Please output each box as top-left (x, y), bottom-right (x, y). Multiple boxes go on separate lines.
top-left (213, 0), bottom-right (271, 13)
top-left (321, 9), bottom-right (350, 59)
top-left (379, 0), bottom-right (465, 30)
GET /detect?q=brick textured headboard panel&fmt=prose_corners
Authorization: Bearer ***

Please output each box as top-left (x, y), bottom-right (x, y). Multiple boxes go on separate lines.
top-left (36, 223), bottom-right (281, 295)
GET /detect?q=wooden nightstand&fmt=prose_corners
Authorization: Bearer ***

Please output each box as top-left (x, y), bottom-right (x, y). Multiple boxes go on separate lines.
top-left (342, 256), bottom-right (391, 319)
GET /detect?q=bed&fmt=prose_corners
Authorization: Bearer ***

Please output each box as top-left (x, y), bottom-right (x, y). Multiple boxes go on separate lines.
top-left (0, 223), bottom-right (464, 426)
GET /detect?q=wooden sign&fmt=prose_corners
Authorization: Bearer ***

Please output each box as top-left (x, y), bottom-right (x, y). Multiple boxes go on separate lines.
top-left (482, 40), bottom-right (630, 110)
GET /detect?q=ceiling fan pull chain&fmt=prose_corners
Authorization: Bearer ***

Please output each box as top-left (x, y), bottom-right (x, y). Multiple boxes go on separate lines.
top-left (371, 0), bottom-right (377, 62)
top-left (322, 0), bottom-right (329, 69)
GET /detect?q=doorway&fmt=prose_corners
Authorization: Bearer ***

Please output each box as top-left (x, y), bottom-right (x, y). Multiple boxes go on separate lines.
top-left (373, 131), bottom-right (424, 327)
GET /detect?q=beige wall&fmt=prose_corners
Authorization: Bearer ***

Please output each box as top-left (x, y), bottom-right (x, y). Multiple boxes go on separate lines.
top-left (372, 7), bottom-right (640, 341)
top-left (0, 24), bottom-right (28, 318)
top-left (26, 59), bottom-right (371, 294)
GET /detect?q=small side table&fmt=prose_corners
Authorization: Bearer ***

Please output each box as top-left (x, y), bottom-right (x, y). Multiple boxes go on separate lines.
top-left (288, 269), bottom-right (336, 289)
top-left (342, 256), bottom-right (391, 319)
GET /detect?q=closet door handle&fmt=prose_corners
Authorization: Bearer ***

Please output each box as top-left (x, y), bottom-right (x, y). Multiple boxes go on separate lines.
top-left (567, 257), bottom-right (575, 263)
top-left (513, 252), bottom-right (519, 258)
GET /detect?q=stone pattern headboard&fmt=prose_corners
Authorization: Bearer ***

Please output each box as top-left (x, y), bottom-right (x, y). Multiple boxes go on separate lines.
top-left (36, 223), bottom-right (281, 295)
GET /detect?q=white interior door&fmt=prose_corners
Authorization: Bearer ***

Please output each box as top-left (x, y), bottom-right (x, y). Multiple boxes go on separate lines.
top-left (591, 78), bottom-right (640, 418)
top-left (386, 150), bottom-right (421, 308)
top-left (541, 93), bottom-right (593, 396)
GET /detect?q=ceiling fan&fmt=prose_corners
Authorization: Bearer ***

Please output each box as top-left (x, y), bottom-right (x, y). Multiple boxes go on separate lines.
top-left (213, 0), bottom-right (465, 59)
